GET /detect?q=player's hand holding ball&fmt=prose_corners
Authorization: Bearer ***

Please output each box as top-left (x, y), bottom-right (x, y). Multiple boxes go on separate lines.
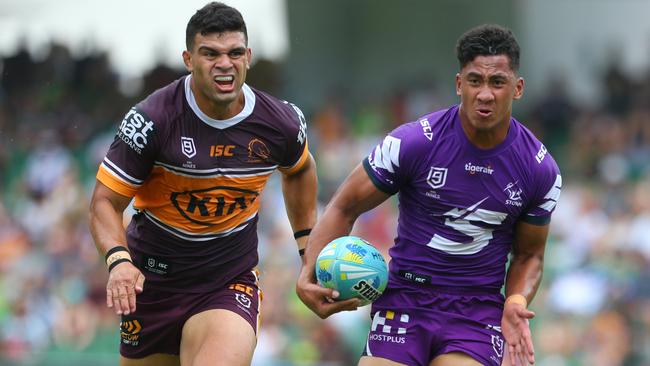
top-left (315, 236), bottom-right (388, 306)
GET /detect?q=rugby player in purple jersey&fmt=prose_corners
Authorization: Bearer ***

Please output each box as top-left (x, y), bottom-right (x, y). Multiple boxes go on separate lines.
top-left (297, 24), bottom-right (562, 366)
top-left (89, 2), bottom-right (323, 365)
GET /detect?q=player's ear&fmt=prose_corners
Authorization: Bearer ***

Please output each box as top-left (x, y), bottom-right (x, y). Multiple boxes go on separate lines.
top-left (182, 50), bottom-right (193, 72)
top-left (455, 73), bottom-right (462, 96)
top-left (245, 48), bottom-right (252, 70)
top-left (513, 77), bottom-right (524, 100)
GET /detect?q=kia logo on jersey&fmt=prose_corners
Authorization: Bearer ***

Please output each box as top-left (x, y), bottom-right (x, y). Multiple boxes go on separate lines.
top-left (170, 186), bottom-right (259, 226)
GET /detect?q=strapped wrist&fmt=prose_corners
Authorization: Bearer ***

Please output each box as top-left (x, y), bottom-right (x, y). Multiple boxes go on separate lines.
top-left (108, 258), bottom-right (132, 273)
top-left (505, 294), bottom-right (528, 308)
top-left (105, 245), bottom-right (132, 270)
top-left (105, 245), bottom-right (130, 261)
top-left (293, 228), bottom-right (312, 239)
top-left (294, 229), bottom-right (311, 257)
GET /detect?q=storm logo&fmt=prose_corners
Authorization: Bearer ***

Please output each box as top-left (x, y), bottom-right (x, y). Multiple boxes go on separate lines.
top-left (504, 181), bottom-right (523, 207)
top-left (491, 334), bottom-right (504, 357)
top-left (171, 186), bottom-right (259, 226)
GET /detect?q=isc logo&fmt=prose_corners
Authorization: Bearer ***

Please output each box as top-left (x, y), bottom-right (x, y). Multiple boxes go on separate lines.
top-left (118, 108), bottom-right (154, 154)
top-left (210, 145), bottom-right (235, 157)
top-left (229, 283), bottom-right (254, 296)
top-left (535, 144), bottom-right (548, 164)
top-left (420, 118), bottom-right (433, 141)
top-left (284, 101), bottom-right (307, 144)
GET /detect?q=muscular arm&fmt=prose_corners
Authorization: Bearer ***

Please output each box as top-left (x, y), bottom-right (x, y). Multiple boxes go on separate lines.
top-left (304, 164), bottom-right (390, 268)
top-left (89, 181), bottom-right (144, 315)
top-left (504, 220), bottom-right (549, 302)
top-left (89, 181), bottom-right (132, 255)
top-left (297, 163), bottom-right (390, 318)
top-left (281, 153), bottom-right (319, 257)
top-left (502, 220), bottom-right (550, 365)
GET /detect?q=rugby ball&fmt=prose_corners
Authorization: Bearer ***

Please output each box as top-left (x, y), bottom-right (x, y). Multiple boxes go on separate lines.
top-left (315, 236), bottom-right (388, 306)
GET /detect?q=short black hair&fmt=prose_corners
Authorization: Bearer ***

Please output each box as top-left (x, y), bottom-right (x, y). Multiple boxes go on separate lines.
top-left (455, 24), bottom-right (520, 72)
top-left (186, 2), bottom-right (248, 51)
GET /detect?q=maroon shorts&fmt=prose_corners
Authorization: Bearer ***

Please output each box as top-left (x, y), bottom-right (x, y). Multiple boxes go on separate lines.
top-left (119, 270), bottom-right (261, 358)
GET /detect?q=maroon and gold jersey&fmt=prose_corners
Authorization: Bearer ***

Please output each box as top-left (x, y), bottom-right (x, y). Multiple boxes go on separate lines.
top-left (97, 75), bottom-right (309, 292)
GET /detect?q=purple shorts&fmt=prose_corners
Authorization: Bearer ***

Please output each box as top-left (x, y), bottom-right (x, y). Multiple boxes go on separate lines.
top-left (119, 270), bottom-right (261, 359)
top-left (362, 276), bottom-right (506, 366)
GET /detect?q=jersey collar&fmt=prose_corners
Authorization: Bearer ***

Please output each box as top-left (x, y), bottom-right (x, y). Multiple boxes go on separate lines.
top-left (184, 74), bottom-right (256, 129)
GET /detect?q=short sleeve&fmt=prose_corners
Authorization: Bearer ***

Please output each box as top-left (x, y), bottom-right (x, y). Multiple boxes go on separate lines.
top-left (96, 106), bottom-right (159, 197)
top-left (362, 123), bottom-right (418, 195)
top-left (278, 101), bottom-right (310, 175)
top-left (521, 153), bottom-right (562, 225)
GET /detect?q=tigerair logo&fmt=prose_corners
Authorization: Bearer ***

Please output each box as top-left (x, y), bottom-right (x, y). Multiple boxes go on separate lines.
top-left (465, 162), bottom-right (494, 175)
top-left (120, 319), bottom-right (142, 346)
top-left (247, 138), bottom-right (270, 163)
top-left (118, 108), bottom-right (154, 154)
top-left (170, 186), bottom-right (259, 225)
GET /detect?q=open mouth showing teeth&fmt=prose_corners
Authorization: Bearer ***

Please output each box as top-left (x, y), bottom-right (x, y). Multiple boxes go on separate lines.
top-left (214, 75), bottom-right (234, 85)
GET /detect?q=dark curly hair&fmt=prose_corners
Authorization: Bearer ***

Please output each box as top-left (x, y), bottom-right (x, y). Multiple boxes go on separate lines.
top-left (455, 24), bottom-right (520, 72)
top-left (186, 2), bottom-right (248, 51)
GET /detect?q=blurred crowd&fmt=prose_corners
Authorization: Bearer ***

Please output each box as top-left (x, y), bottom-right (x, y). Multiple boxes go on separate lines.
top-left (1, 41), bottom-right (650, 366)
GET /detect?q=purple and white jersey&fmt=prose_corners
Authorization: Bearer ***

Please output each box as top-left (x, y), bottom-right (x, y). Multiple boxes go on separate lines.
top-left (363, 105), bottom-right (561, 290)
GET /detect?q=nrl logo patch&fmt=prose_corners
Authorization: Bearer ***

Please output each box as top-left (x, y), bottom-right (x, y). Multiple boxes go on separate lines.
top-left (235, 293), bottom-right (251, 309)
top-left (181, 136), bottom-right (196, 158)
top-left (427, 167), bottom-right (447, 189)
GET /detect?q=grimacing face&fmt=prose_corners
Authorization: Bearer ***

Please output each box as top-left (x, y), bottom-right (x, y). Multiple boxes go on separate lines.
top-left (183, 31), bottom-right (251, 119)
top-left (456, 54), bottom-right (524, 133)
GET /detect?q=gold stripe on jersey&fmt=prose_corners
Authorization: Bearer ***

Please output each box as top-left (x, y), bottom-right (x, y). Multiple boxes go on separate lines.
top-left (279, 141), bottom-right (310, 175)
top-left (97, 164), bottom-right (139, 198)
top-left (132, 166), bottom-right (272, 236)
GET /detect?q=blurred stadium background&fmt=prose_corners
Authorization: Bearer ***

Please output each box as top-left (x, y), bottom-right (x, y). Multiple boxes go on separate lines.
top-left (1, 0), bottom-right (650, 365)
